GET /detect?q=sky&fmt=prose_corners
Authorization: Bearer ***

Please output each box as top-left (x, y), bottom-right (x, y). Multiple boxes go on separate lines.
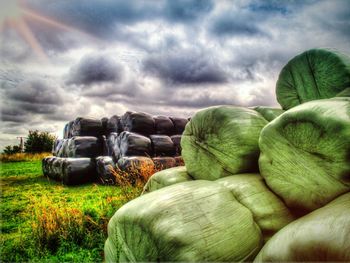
top-left (0, 0), bottom-right (350, 150)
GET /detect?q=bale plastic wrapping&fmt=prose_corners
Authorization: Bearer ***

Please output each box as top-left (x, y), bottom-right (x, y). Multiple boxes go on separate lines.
top-left (259, 97), bottom-right (350, 211)
top-left (254, 192), bottom-right (350, 262)
top-left (71, 117), bottom-right (103, 137)
top-left (152, 157), bottom-right (176, 170)
top-left (170, 117), bottom-right (188, 134)
top-left (253, 106), bottom-right (285, 121)
top-left (118, 131), bottom-right (152, 159)
top-left (105, 180), bottom-right (263, 262)
top-left (61, 158), bottom-right (97, 185)
top-left (96, 156), bottom-right (116, 185)
top-left (154, 115), bottom-right (175, 135)
top-left (171, 135), bottom-right (182, 156)
top-left (67, 136), bottom-right (103, 158)
top-left (181, 106), bottom-right (268, 180)
top-left (276, 48), bottom-right (350, 110)
top-left (150, 135), bottom-right (176, 157)
top-left (121, 111), bottom-right (155, 136)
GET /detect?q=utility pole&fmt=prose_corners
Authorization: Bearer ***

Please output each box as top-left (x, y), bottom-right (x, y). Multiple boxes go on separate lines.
top-left (16, 137), bottom-right (26, 152)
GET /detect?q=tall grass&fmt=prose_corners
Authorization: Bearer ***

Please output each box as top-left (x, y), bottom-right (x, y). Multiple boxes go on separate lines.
top-left (0, 152), bottom-right (51, 162)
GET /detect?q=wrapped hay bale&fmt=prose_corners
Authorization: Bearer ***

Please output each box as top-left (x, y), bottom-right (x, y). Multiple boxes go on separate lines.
top-left (171, 135), bottom-right (182, 156)
top-left (259, 97), bottom-right (350, 211)
top-left (118, 131), bottom-right (152, 159)
top-left (117, 156), bottom-right (155, 173)
top-left (142, 166), bottom-right (192, 194)
top-left (182, 106), bottom-right (268, 180)
top-left (67, 136), bottom-right (103, 158)
top-left (50, 157), bottom-right (65, 181)
top-left (101, 117), bottom-right (109, 135)
top-left (71, 117), bottom-right (103, 137)
top-left (152, 157), bottom-right (176, 170)
top-left (42, 156), bottom-right (54, 177)
top-left (154, 115), bottom-right (175, 135)
top-left (63, 121), bottom-right (74, 139)
top-left (254, 192), bottom-right (350, 262)
top-left (106, 132), bottom-right (119, 160)
top-left (174, 156), bottom-right (184, 166)
top-left (107, 115), bottom-right (123, 134)
top-left (121, 111), bottom-right (155, 136)
top-left (216, 174), bottom-right (295, 242)
top-left (52, 139), bottom-right (63, 156)
top-left (105, 180), bottom-right (262, 262)
top-left (96, 156), bottom-right (116, 185)
top-left (170, 117), bottom-right (188, 134)
top-left (336, 87), bottom-right (350, 97)
top-left (276, 48), bottom-right (350, 110)
top-left (61, 158), bottom-right (97, 185)
top-left (57, 139), bottom-right (69, 157)
top-left (150, 135), bottom-right (176, 157)
top-left (253, 106), bottom-right (285, 122)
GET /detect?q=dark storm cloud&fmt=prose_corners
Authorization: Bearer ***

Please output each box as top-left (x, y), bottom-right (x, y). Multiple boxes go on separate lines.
top-left (143, 50), bottom-right (228, 85)
top-left (164, 0), bottom-right (214, 22)
top-left (66, 54), bottom-right (123, 85)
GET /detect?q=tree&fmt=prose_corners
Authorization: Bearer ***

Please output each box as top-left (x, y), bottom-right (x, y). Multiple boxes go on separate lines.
top-left (24, 130), bottom-right (56, 153)
top-left (3, 145), bottom-right (21, 154)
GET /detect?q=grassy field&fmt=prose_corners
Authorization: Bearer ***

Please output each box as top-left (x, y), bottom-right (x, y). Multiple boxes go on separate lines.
top-left (0, 160), bottom-right (135, 262)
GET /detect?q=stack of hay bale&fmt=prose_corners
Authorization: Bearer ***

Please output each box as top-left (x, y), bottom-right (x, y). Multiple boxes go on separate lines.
top-left (43, 112), bottom-right (188, 185)
top-left (104, 48), bottom-right (350, 262)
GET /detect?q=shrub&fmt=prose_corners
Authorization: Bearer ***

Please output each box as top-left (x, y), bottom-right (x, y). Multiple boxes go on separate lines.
top-left (25, 130), bottom-right (56, 153)
top-left (3, 145), bottom-right (21, 154)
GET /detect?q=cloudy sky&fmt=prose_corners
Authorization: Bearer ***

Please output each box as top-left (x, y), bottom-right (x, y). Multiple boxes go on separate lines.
top-left (0, 0), bottom-right (349, 150)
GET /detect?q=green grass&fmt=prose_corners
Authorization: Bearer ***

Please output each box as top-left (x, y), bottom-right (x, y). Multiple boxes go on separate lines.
top-left (0, 160), bottom-right (131, 262)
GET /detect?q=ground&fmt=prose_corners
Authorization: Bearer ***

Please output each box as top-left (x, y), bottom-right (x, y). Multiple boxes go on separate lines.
top-left (0, 160), bottom-right (133, 262)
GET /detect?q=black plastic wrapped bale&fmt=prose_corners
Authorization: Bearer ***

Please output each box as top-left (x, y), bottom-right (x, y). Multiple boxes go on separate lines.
top-left (96, 156), bottom-right (116, 185)
top-left (153, 157), bottom-right (176, 170)
top-left (67, 136), bottom-right (103, 158)
top-left (117, 156), bottom-right (154, 171)
top-left (118, 131), bottom-right (152, 158)
top-left (121, 111), bottom-right (155, 136)
top-left (71, 117), bottom-right (103, 137)
top-left (142, 166), bottom-right (193, 194)
top-left (46, 157), bottom-right (56, 178)
top-left (57, 139), bottom-right (69, 157)
top-left (42, 156), bottom-right (54, 177)
top-left (101, 135), bottom-right (109, 156)
top-left (153, 115), bottom-right (175, 135)
top-left (101, 117), bottom-right (109, 135)
top-left (63, 121), bottom-right (74, 139)
top-left (107, 115), bottom-right (123, 134)
top-left (171, 135), bottom-right (182, 156)
top-left (105, 180), bottom-right (262, 262)
top-left (61, 158), bottom-right (97, 185)
top-left (52, 139), bottom-right (63, 156)
top-left (170, 117), bottom-right (188, 134)
top-left (106, 133), bottom-right (119, 160)
top-left (150, 135), bottom-right (176, 157)
top-left (51, 157), bottom-right (65, 181)
top-left (254, 192), bottom-right (350, 262)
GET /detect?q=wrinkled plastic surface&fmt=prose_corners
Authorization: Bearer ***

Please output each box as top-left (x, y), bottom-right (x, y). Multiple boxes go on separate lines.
top-left (170, 117), bottom-right (188, 134)
top-left (117, 156), bottom-right (154, 172)
top-left (254, 192), bottom-right (350, 262)
top-left (118, 131), bottom-right (152, 159)
top-left (142, 166), bottom-right (192, 194)
top-left (181, 106), bottom-right (267, 180)
top-left (171, 135), bottom-right (182, 156)
top-left (71, 117), bottom-right (103, 137)
top-left (106, 132), bottom-right (119, 159)
top-left (121, 111), bottom-right (155, 136)
top-left (276, 48), bottom-right (350, 110)
top-left (105, 180), bottom-right (262, 262)
top-left (107, 115), bottom-right (123, 134)
top-left (150, 135), bottom-right (176, 157)
top-left (253, 106), bottom-right (285, 122)
top-left (67, 136), bottom-right (103, 158)
top-left (154, 115), bottom-right (175, 135)
top-left (259, 97), bottom-right (350, 211)
top-left (216, 174), bottom-right (295, 242)
top-left (96, 156), bottom-right (116, 185)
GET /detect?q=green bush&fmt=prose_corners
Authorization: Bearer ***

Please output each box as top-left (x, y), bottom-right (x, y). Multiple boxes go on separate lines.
top-left (24, 130), bottom-right (56, 153)
top-left (3, 145), bottom-right (21, 154)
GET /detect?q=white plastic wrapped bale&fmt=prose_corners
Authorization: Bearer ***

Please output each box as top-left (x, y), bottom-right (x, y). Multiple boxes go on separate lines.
top-left (71, 117), bottom-right (103, 137)
top-left (96, 156), bottom-right (116, 185)
top-left (107, 115), bottom-right (123, 134)
top-left (152, 157), bottom-right (176, 170)
top-left (254, 192), bottom-right (350, 262)
top-left (150, 135), bottom-right (176, 157)
top-left (118, 131), bottom-right (152, 159)
top-left (154, 115), bottom-right (175, 135)
top-left (61, 158), bottom-right (97, 185)
top-left (181, 106), bottom-right (268, 180)
top-left (253, 106), bottom-right (285, 122)
top-left (142, 166), bottom-right (193, 194)
top-left (170, 135), bottom-right (182, 156)
top-left (170, 117), bottom-right (188, 134)
top-left (216, 174), bottom-right (295, 242)
top-left (67, 136), bottom-right (103, 158)
top-left (121, 111), bottom-right (155, 136)
top-left (259, 97), bottom-right (350, 212)
top-left (105, 180), bottom-right (263, 262)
